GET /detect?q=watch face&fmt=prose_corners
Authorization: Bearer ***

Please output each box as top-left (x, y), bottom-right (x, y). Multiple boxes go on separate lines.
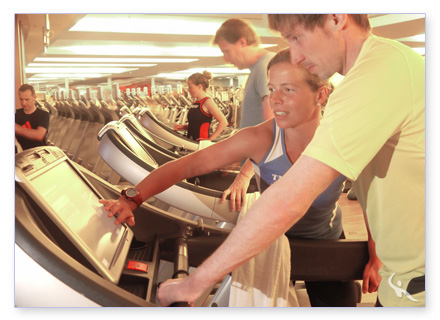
top-left (126, 188), bottom-right (138, 197)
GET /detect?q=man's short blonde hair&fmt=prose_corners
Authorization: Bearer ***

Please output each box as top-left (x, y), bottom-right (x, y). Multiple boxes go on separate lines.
top-left (212, 18), bottom-right (260, 46)
top-left (268, 14), bottom-right (371, 33)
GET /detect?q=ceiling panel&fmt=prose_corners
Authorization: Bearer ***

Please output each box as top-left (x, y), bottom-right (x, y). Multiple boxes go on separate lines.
top-left (16, 13), bottom-right (425, 91)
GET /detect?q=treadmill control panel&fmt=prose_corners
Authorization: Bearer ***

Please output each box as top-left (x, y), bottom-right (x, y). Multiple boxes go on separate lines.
top-left (15, 148), bottom-right (64, 177)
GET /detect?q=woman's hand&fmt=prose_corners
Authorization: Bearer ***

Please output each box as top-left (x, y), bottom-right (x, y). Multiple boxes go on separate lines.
top-left (174, 124), bottom-right (187, 131)
top-left (99, 198), bottom-right (136, 226)
top-left (221, 173), bottom-right (251, 212)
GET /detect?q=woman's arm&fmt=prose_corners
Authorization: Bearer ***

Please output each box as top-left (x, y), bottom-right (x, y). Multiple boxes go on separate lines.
top-left (221, 159), bottom-right (255, 212)
top-left (203, 99), bottom-right (228, 141)
top-left (100, 125), bottom-right (268, 226)
top-left (174, 124), bottom-right (188, 131)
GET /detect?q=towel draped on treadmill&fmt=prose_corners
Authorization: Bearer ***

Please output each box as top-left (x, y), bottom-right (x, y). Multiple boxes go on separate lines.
top-left (228, 192), bottom-right (298, 307)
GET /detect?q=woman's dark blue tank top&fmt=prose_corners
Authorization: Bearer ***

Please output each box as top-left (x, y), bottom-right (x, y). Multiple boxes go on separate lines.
top-left (251, 120), bottom-right (345, 239)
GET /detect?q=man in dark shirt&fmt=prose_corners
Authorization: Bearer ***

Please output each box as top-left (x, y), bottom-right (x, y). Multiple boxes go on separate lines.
top-left (15, 84), bottom-right (50, 151)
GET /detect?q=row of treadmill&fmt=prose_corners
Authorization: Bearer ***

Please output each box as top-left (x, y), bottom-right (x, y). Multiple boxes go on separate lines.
top-left (15, 87), bottom-right (369, 307)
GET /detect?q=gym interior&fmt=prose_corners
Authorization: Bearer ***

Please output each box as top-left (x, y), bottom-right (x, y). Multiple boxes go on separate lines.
top-left (14, 13), bottom-right (426, 308)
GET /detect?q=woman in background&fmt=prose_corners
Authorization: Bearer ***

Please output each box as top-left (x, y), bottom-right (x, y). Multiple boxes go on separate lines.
top-left (174, 71), bottom-right (228, 141)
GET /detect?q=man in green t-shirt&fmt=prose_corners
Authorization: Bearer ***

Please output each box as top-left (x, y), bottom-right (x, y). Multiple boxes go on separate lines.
top-left (154, 14), bottom-right (425, 307)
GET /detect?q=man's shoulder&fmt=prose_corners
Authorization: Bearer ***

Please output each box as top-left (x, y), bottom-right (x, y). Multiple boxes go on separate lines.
top-left (258, 51), bottom-right (276, 64)
top-left (35, 107), bottom-right (50, 117)
top-left (363, 35), bottom-right (424, 65)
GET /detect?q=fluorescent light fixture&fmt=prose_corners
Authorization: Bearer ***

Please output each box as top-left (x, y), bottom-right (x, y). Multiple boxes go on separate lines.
top-left (411, 47), bottom-right (425, 56)
top-left (47, 41), bottom-right (223, 57)
top-left (329, 73), bottom-right (345, 87)
top-left (30, 73), bottom-right (107, 79)
top-left (70, 14), bottom-right (277, 38)
top-left (396, 33), bottom-right (425, 42)
top-left (45, 40), bottom-right (276, 57)
top-left (25, 67), bottom-right (138, 74)
top-left (28, 63), bottom-right (157, 67)
top-left (176, 67), bottom-right (250, 75)
top-left (369, 14), bottom-right (425, 28)
top-left (70, 14), bottom-right (224, 35)
top-left (154, 67), bottom-right (250, 80)
top-left (154, 73), bottom-right (189, 80)
top-left (29, 78), bottom-right (62, 81)
top-left (34, 57), bottom-right (198, 63)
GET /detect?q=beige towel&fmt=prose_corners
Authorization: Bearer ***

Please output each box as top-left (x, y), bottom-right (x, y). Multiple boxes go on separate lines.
top-left (229, 192), bottom-right (296, 307)
top-left (198, 140), bottom-right (214, 150)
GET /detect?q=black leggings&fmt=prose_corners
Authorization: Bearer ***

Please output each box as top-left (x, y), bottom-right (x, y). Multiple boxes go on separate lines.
top-left (292, 231), bottom-right (360, 307)
top-left (304, 280), bottom-right (360, 307)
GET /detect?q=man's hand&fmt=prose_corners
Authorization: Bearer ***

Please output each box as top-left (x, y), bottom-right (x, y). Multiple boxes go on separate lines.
top-left (99, 198), bottom-right (136, 226)
top-left (157, 278), bottom-right (198, 307)
top-left (362, 255), bottom-right (382, 294)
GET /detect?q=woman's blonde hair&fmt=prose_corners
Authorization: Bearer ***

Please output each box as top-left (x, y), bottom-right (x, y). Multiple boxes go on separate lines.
top-left (267, 48), bottom-right (333, 107)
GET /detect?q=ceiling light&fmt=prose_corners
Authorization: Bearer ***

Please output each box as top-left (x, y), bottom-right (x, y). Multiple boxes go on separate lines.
top-left (411, 47), bottom-right (425, 56)
top-left (28, 78), bottom-right (61, 81)
top-left (396, 34), bottom-right (425, 42)
top-left (330, 73), bottom-right (345, 87)
top-left (70, 14), bottom-right (276, 37)
top-left (45, 42), bottom-right (224, 57)
top-left (369, 14), bottom-right (425, 28)
top-left (44, 40), bottom-right (277, 58)
top-left (30, 73), bottom-right (108, 79)
top-left (155, 73), bottom-right (189, 80)
top-left (28, 63), bottom-right (156, 67)
top-left (70, 14), bottom-right (223, 35)
top-left (154, 67), bottom-right (251, 80)
top-left (34, 57), bottom-right (198, 63)
top-left (175, 67), bottom-right (250, 75)
top-left (25, 67), bottom-right (138, 74)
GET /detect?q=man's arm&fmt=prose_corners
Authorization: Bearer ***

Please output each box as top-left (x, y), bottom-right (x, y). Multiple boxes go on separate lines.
top-left (15, 123), bottom-right (47, 142)
top-left (157, 155), bottom-right (340, 306)
top-left (262, 95), bottom-right (273, 121)
top-left (361, 210), bottom-right (382, 293)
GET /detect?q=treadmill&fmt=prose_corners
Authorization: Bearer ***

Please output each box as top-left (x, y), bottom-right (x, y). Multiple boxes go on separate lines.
top-left (119, 113), bottom-right (255, 192)
top-left (97, 121), bottom-right (239, 225)
top-left (15, 146), bottom-right (230, 307)
top-left (138, 108), bottom-right (199, 152)
top-left (15, 147), bottom-right (369, 307)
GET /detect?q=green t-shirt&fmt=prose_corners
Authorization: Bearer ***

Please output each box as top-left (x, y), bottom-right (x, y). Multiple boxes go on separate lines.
top-left (304, 35), bottom-right (425, 307)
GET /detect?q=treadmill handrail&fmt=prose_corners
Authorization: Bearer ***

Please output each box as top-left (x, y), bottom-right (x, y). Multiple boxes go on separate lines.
top-left (139, 108), bottom-right (199, 151)
top-left (98, 131), bottom-right (238, 223)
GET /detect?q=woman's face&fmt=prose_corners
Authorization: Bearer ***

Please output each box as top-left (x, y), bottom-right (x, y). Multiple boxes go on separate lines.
top-left (268, 62), bottom-right (321, 129)
top-left (187, 80), bottom-right (202, 99)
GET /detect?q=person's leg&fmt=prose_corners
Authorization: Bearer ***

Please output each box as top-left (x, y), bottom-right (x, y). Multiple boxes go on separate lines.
top-left (304, 280), bottom-right (360, 307)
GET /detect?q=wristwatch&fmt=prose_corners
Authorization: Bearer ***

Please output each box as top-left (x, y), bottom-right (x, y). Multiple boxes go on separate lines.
top-left (121, 187), bottom-right (143, 208)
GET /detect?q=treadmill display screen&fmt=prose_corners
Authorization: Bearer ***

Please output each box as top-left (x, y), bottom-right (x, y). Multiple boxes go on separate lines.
top-left (30, 160), bottom-right (126, 270)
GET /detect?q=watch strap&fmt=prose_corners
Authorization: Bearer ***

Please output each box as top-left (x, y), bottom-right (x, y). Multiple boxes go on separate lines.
top-left (121, 188), bottom-right (143, 207)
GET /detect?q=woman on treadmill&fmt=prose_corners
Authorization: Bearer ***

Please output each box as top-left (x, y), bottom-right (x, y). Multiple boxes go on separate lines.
top-left (100, 49), bottom-right (381, 307)
top-left (174, 71), bottom-right (228, 141)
